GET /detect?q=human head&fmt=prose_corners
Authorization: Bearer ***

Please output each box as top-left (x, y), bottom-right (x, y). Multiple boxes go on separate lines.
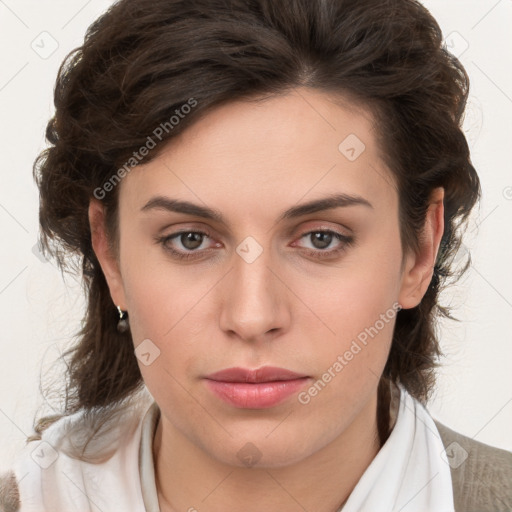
top-left (34, 0), bottom-right (479, 432)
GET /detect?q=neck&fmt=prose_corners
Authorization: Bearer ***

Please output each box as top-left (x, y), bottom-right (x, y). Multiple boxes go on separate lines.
top-left (153, 389), bottom-right (383, 512)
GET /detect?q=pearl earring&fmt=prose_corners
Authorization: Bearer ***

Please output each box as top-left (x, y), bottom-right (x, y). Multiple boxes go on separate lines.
top-left (116, 305), bottom-right (129, 333)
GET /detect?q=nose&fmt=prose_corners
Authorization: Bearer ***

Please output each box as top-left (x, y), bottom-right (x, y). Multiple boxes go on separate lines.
top-left (218, 245), bottom-right (291, 344)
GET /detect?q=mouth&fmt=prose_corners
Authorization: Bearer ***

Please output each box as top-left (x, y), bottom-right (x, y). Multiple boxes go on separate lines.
top-left (204, 366), bottom-right (311, 409)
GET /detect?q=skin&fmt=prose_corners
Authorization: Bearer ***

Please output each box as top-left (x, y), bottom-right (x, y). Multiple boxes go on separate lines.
top-left (89, 87), bottom-right (444, 512)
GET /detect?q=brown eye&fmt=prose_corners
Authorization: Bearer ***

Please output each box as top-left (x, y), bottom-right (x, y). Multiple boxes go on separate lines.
top-left (293, 230), bottom-right (355, 260)
top-left (156, 229), bottom-right (215, 261)
top-left (309, 232), bottom-right (334, 250)
top-left (180, 232), bottom-right (205, 250)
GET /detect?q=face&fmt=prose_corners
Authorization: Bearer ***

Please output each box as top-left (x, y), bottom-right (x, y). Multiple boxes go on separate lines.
top-left (91, 87), bottom-right (438, 468)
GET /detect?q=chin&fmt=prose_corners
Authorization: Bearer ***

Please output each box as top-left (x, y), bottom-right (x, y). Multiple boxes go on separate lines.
top-left (202, 431), bottom-right (321, 470)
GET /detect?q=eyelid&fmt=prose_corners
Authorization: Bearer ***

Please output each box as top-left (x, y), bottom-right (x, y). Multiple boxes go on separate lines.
top-left (293, 220), bottom-right (354, 236)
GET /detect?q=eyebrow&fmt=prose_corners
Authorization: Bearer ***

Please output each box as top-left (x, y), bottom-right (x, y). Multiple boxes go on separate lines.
top-left (140, 193), bottom-right (373, 224)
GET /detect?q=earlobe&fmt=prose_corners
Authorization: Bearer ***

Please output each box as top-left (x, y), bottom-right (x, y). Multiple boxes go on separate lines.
top-left (398, 187), bottom-right (445, 309)
top-left (88, 199), bottom-right (127, 309)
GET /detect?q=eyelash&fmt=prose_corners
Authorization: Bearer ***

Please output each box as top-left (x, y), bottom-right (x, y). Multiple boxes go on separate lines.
top-left (155, 228), bottom-right (355, 261)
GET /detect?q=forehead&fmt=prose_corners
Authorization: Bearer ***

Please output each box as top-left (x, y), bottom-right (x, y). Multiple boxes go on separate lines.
top-left (120, 88), bottom-right (397, 221)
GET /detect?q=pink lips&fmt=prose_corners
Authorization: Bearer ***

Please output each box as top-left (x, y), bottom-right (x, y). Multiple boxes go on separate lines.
top-left (204, 366), bottom-right (310, 409)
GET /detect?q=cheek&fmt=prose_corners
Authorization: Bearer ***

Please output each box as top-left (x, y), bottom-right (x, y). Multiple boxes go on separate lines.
top-left (293, 281), bottom-right (399, 434)
top-left (295, 234), bottom-right (402, 386)
top-left (120, 259), bottom-right (218, 440)
top-left (120, 231), bottom-right (206, 336)
top-left (304, 284), bottom-right (396, 395)
top-left (120, 245), bottom-right (219, 388)
top-left (306, 238), bottom-right (401, 336)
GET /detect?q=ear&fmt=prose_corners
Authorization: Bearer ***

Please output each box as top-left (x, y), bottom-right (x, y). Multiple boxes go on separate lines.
top-left (398, 187), bottom-right (445, 309)
top-left (88, 198), bottom-right (127, 310)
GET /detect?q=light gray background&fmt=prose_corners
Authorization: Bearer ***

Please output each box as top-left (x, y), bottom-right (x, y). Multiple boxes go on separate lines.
top-left (1, 0), bottom-right (511, 471)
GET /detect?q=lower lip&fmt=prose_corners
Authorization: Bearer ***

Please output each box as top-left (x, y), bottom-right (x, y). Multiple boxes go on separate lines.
top-left (204, 378), bottom-right (310, 409)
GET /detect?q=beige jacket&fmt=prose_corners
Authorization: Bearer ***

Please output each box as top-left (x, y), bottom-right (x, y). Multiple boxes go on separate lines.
top-left (1, 420), bottom-right (511, 511)
top-left (434, 420), bottom-right (512, 512)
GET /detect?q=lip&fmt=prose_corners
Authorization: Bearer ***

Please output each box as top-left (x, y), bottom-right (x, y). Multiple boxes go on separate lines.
top-left (204, 366), bottom-right (310, 409)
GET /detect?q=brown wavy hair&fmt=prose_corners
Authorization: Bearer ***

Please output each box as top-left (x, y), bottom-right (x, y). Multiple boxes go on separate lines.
top-left (29, 0), bottom-right (480, 445)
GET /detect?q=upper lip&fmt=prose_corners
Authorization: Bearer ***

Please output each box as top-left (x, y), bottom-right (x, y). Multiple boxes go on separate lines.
top-left (205, 366), bottom-right (309, 383)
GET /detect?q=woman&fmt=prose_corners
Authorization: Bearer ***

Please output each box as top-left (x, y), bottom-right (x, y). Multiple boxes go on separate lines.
top-left (1, 0), bottom-right (511, 510)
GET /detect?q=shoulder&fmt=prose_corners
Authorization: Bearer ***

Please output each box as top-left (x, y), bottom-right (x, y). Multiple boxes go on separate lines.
top-left (0, 388), bottom-right (154, 512)
top-left (434, 419), bottom-right (512, 512)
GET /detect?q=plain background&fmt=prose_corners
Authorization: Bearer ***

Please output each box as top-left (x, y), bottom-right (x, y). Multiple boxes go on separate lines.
top-left (0, 0), bottom-right (511, 472)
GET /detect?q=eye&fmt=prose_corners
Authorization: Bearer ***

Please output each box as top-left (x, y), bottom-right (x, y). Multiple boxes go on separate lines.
top-left (292, 230), bottom-right (355, 259)
top-left (155, 230), bottom-right (218, 260)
